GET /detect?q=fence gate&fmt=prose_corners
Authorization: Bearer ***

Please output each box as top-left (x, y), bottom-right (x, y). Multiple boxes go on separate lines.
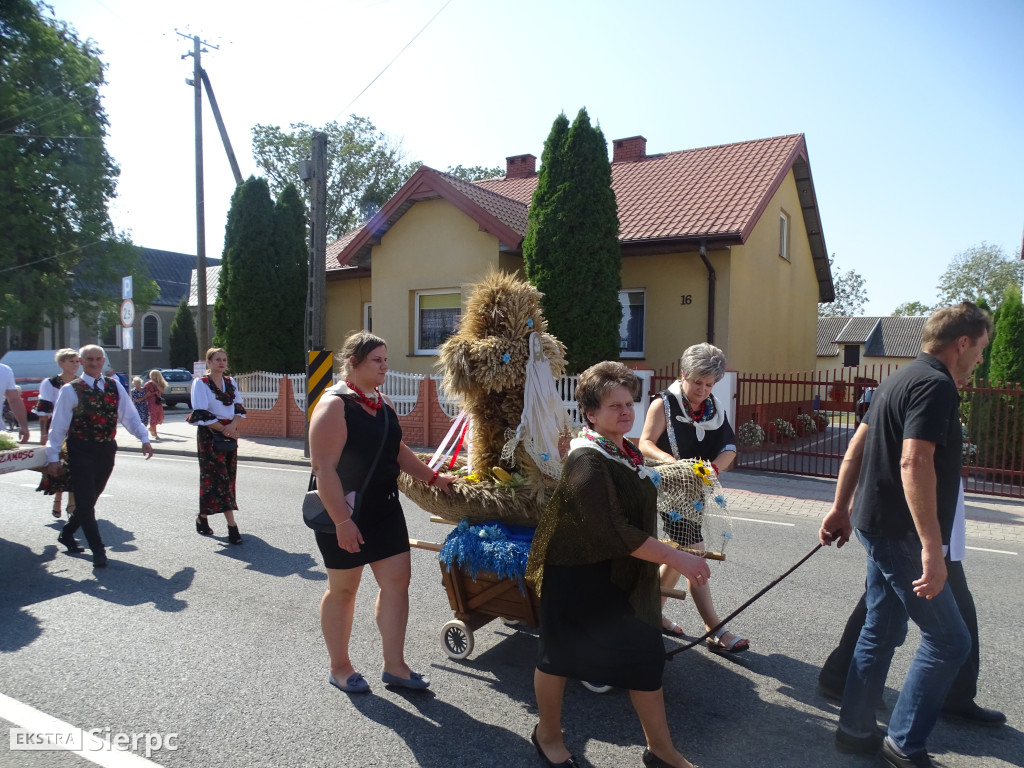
top-left (732, 364), bottom-right (897, 479)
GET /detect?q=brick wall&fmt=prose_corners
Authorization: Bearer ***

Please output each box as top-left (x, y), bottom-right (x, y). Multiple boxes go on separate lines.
top-left (237, 376), bottom-right (306, 439)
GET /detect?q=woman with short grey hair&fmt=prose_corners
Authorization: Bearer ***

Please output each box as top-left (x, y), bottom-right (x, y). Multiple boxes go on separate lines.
top-left (639, 342), bottom-right (748, 654)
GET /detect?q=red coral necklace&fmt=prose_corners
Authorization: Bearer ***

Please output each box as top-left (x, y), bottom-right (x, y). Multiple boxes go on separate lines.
top-left (346, 380), bottom-right (382, 411)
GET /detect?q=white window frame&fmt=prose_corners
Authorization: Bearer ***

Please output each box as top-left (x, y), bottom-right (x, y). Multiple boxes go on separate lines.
top-left (618, 288), bottom-right (646, 359)
top-left (363, 302), bottom-right (373, 332)
top-left (779, 210), bottom-right (790, 261)
top-left (141, 312), bottom-right (161, 350)
top-left (414, 289), bottom-right (461, 355)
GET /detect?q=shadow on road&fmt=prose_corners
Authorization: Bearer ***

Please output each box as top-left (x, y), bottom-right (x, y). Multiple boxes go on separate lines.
top-left (213, 534), bottom-right (326, 581)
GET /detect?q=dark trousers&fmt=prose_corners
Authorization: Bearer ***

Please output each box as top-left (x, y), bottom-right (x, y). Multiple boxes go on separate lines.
top-left (62, 438), bottom-right (117, 555)
top-left (821, 557), bottom-right (979, 708)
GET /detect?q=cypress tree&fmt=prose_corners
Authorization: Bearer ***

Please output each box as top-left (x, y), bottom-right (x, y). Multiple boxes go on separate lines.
top-left (271, 183), bottom-right (308, 373)
top-left (169, 297), bottom-right (198, 369)
top-left (213, 176), bottom-right (277, 373)
top-left (989, 285), bottom-right (1024, 386)
top-left (523, 108), bottom-right (621, 373)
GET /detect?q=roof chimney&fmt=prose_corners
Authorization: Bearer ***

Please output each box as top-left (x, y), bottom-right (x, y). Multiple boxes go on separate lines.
top-left (612, 136), bottom-right (647, 163)
top-left (505, 153), bottom-right (537, 179)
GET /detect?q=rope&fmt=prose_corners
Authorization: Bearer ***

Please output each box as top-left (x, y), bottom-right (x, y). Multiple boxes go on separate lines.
top-left (666, 543), bottom-right (823, 659)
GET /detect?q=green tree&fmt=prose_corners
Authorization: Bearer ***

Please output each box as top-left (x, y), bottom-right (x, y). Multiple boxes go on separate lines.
top-left (818, 256), bottom-right (868, 316)
top-left (523, 109), bottom-right (620, 373)
top-left (445, 164), bottom-right (504, 181)
top-left (892, 300), bottom-right (932, 316)
top-left (989, 285), bottom-right (1024, 386)
top-left (937, 242), bottom-right (1024, 310)
top-left (0, 1), bottom-right (148, 347)
top-left (269, 183), bottom-right (307, 373)
top-left (213, 176), bottom-right (277, 374)
top-left (251, 116), bottom-right (418, 242)
top-left (169, 297), bottom-right (198, 369)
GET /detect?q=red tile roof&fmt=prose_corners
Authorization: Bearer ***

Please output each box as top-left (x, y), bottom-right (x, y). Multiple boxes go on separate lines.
top-left (328, 133), bottom-right (833, 300)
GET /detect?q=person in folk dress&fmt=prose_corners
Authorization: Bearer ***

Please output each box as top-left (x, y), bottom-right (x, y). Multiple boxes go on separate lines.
top-left (131, 377), bottom-right (150, 426)
top-left (35, 348), bottom-right (80, 518)
top-left (526, 362), bottom-right (711, 768)
top-left (308, 331), bottom-right (455, 695)
top-left (188, 348), bottom-right (245, 544)
top-left (145, 369), bottom-right (167, 439)
top-left (638, 342), bottom-right (749, 653)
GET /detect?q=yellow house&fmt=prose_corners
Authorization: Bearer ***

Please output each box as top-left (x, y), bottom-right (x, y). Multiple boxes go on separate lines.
top-left (325, 133), bottom-right (833, 375)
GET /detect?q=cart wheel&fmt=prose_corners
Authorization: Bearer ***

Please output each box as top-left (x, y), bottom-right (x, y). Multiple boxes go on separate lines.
top-left (581, 680), bottom-right (612, 694)
top-left (441, 620), bottom-right (474, 660)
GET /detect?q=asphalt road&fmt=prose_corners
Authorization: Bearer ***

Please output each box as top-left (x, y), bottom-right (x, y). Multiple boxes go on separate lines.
top-left (1, 454), bottom-right (1022, 768)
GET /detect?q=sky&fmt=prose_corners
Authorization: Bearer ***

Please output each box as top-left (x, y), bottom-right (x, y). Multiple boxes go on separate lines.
top-left (42, 0), bottom-right (1024, 316)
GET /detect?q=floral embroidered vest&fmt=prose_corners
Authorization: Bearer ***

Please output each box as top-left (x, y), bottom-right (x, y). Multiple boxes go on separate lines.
top-left (34, 375), bottom-right (65, 415)
top-left (68, 377), bottom-right (119, 442)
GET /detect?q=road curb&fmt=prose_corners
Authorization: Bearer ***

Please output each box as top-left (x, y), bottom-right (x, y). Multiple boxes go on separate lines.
top-left (117, 443), bottom-right (310, 467)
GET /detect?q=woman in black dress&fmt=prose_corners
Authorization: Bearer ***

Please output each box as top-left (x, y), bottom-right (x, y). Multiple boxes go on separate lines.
top-left (639, 342), bottom-right (747, 654)
top-left (309, 331), bottom-right (454, 695)
top-left (526, 362), bottom-right (709, 768)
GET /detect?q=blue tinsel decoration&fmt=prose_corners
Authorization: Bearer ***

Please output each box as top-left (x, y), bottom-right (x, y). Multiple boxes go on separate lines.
top-left (439, 519), bottom-right (534, 593)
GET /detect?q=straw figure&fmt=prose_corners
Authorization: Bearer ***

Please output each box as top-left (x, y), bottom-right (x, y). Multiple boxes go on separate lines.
top-left (398, 271), bottom-right (569, 525)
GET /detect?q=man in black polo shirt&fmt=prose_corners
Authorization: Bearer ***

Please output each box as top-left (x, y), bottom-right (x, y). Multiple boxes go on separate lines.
top-left (819, 302), bottom-right (992, 768)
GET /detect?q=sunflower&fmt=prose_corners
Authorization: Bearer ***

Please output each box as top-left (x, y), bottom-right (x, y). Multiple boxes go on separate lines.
top-left (693, 459), bottom-right (714, 486)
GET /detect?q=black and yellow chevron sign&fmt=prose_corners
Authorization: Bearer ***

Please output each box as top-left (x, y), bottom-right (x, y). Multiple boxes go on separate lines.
top-left (306, 349), bottom-right (333, 420)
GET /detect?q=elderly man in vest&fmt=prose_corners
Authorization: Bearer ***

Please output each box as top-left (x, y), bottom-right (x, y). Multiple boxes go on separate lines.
top-left (45, 345), bottom-right (154, 567)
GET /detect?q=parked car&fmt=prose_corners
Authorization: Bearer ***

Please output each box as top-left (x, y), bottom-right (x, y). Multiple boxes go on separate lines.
top-left (146, 368), bottom-right (195, 407)
top-left (14, 379), bottom-right (39, 419)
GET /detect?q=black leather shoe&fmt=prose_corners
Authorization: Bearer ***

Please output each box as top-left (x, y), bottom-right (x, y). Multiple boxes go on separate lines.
top-left (941, 702), bottom-right (1006, 727)
top-left (642, 749), bottom-right (677, 767)
top-left (834, 727), bottom-right (883, 755)
top-left (57, 530), bottom-right (85, 553)
top-left (881, 737), bottom-right (934, 768)
top-left (227, 525), bottom-right (242, 545)
top-left (92, 552), bottom-right (108, 568)
top-left (196, 515), bottom-right (213, 536)
top-left (530, 727), bottom-right (578, 768)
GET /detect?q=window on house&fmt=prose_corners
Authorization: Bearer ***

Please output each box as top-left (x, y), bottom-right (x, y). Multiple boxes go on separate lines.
top-left (779, 211), bottom-right (790, 261)
top-left (618, 290), bottom-right (645, 357)
top-left (98, 317), bottom-right (119, 348)
top-left (363, 302), bottom-right (372, 332)
top-left (415, 290), bottom-right (460, 354)
top-left (142, 313), bottom-right (160, 350)
top-left (844, 345), bottom-right (860, 367)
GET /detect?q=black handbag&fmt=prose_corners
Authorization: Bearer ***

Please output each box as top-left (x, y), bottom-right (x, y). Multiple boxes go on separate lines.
top-left (211, 429), bottom-right (237, 453)
top-left (303, 402), bottom-right (388, 533)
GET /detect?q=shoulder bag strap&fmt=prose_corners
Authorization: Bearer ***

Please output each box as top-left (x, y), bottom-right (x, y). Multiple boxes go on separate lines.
top-left (309, 401), bottom-right (390, 517)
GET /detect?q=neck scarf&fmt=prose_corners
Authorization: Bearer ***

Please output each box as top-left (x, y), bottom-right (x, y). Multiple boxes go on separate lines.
top-left (203, 375), bottom-right (235, 406)
top-left (570, 429), bottom-right (661, 485)
top-left (667, 379), bottom-right (725, 441)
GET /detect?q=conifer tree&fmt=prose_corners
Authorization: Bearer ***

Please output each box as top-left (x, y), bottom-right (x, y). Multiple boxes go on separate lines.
top-left (989, 285), bottom-right (1024, 386)
top-left (169, 297), bottom-right (198, 369)
top-left (523, 109), bottom-right (621, 373)
top-left (271, 183), bottom-right (308, 373)
top-left (213, 176), bottom-right (276, 374)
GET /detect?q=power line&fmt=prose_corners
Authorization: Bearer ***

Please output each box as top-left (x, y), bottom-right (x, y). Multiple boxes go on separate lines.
top-left (332, 0), bottom-right (453, 120)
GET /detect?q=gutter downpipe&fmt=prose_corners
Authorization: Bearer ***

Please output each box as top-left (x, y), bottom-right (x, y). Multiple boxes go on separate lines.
top-left (698, 240), bottom-right (715, 344)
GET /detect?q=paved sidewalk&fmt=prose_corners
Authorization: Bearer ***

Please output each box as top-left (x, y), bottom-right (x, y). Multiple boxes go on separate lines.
top-left (98, 413), bottom-right (1024, 545)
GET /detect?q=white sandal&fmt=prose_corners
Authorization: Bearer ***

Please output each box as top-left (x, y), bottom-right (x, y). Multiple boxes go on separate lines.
top-left (706, 626), bottom-right (749, 654)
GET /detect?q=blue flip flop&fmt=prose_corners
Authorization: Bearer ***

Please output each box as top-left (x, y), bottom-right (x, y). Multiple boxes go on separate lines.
top-left (329, 671), bottom-right (370, 694)
top-left (381, 670), bottom-right (430, 690)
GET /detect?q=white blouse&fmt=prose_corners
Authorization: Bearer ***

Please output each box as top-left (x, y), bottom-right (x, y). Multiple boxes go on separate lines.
top-left (189, 376), bottom-right (246, 425)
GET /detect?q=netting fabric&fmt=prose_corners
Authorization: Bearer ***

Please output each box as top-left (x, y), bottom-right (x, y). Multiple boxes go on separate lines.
top-left (647, 458), bottom-right (733, 555)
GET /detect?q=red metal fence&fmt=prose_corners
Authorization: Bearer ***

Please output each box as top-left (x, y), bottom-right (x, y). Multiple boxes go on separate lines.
top-left (729, 365), bottom-right (1024, 499)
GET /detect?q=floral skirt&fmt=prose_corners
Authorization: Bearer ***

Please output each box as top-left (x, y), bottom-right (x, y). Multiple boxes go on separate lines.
top-left (36, 445), bottom-right (71, 495)
top-left (197, 426), bottom-right (237, 515)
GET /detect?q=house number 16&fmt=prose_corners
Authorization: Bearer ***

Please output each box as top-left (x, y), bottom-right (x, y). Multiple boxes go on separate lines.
top-left (680, 295), bottom-right (693, 305)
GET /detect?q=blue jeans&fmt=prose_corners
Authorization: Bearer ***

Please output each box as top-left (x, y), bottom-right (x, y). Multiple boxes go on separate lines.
top-left (839, 530), bottom-right (970, 756)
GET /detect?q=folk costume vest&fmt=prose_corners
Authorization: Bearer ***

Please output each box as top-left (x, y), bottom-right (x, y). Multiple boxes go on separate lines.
top-left (68, 377), bottom-right (119, 442)
top-left (34, 374), bottom-right (64, 415)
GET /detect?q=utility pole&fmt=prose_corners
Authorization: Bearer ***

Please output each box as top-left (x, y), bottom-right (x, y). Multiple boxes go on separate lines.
top-left (178, 32), bottom-right (219, 358)
top-left (300, 133), bottom-right (329, 458)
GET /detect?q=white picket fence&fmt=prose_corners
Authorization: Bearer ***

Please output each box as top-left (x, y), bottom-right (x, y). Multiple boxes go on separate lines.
top-left (233, 372), bottom-right (307, 411)
top-left (381, 371), bottom-right (424, 417)
top-left (231, 369), bottom-right (652, 437)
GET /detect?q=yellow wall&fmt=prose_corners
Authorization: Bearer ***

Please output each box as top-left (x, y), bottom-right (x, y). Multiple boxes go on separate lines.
top-left (368, 198), bottom-right (504, 375)
top-left (324, 276), bottom-right (372, 373)
top-left (726, 170), bottom-right (820, 373)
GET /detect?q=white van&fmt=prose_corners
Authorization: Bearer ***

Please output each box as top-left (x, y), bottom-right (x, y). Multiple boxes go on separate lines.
top-left (0, 350), bottom-right (66, 380)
